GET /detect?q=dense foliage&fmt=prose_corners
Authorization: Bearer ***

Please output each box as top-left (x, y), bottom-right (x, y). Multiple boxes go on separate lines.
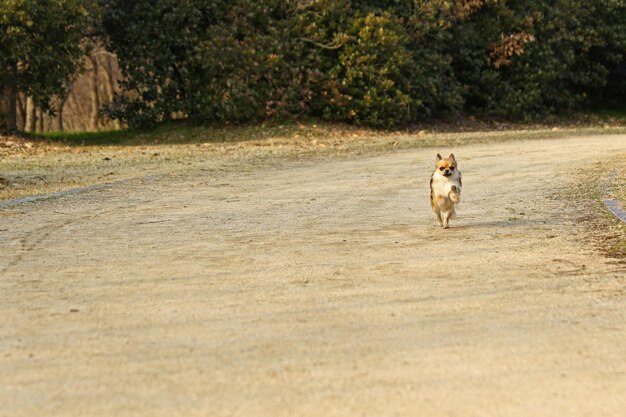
top-left (100, 0), bottom-right (626, 127)
top-left (0, 0), bottom-right (91, 130)
top-left (3, 1), bottom-right (625, 130)
top-left (449, 0), bottom-right (626, 119)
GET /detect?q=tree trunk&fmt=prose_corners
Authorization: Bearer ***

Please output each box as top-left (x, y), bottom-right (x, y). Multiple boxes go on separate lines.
top-left (38, 108), bottom-right (45, 132)
top-left (25, 97), bottom-right (37, 132)
top-left (102, 55), bottom-right (115, 102)
top-left (67, 89), bottom-right (87, 130)
top-left (103, 53), bottom-right (122, 129)
top-left (16, 92), bottom-right (26, 131)
top-left (53, 96), bottom-right (67, 131)
top-left (0, 85), bottom-right (8, 130)
top-left (6, 62), bottom-right (18, 131)
top-left (88, 54), bottom-right (101, 131)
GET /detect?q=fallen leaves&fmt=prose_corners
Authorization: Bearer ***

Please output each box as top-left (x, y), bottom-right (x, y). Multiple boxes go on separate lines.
top-left (0, 133), bottom-right (63, 157)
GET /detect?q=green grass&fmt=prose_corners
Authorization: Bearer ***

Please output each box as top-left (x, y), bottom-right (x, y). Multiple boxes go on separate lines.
top-left (40, 128), bottom-right (139, 146)
top-left (593, 105), bottom-right (626, 120)
top-left (40, 129), bottom-right (137, 146)
top-left (37, 119), bottom-right (371, 147)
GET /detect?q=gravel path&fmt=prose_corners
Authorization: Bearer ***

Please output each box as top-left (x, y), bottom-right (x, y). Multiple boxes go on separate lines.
top-left (1, 135), bottom-right (625, 417)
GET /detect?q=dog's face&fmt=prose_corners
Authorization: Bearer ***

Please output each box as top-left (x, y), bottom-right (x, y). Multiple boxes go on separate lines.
top-left (435, 153), bottom-right (457, 177)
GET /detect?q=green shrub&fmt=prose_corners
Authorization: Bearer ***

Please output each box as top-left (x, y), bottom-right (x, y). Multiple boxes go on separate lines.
top-left (450, 0), bottom-right (626, 119)
top-left (100, 0), bottom-right (626, 127)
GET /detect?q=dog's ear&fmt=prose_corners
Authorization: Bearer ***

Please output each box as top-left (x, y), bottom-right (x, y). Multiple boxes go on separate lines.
top-left (448, 153), bottom-right (456, 161)
top-left (436, 153), bottom-right (442, 161)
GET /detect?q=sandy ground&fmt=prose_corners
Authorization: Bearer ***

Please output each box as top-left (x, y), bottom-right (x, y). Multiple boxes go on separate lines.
top-left (1, 135), bottom-right (625, 417)
top-left (3, 125), bottom-right (626, 202)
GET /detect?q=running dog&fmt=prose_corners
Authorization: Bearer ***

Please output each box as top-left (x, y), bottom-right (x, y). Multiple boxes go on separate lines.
top-left (430, 153), bottom-right (462, 229)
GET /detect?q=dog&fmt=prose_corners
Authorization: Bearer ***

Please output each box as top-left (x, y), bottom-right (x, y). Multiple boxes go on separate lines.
top-left (430, 153), bottom-right (462, 229)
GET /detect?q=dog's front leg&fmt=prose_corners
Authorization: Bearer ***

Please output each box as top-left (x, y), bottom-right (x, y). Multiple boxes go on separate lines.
top-left (434, 209), bottom-right (443, 227)
top-left (442, 210), bottom-right (452, 229)
top-left (449, 185), bottom-right (460, 203)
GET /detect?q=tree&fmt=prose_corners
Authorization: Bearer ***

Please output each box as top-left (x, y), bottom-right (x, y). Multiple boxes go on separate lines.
top-left (449, 0), bottom-right (626, 119)
top-left (100, 0), bottom-right (463, 127)
top-left (0, 0), bottom-right (90, 131)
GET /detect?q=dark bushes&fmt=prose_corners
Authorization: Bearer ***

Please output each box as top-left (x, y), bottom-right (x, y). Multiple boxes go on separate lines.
top-left (101, 0), bottom-right (626, 128)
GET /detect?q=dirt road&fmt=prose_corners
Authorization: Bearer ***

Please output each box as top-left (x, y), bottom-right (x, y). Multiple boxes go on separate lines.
top-left (1, 135), bottom-right (625, 417)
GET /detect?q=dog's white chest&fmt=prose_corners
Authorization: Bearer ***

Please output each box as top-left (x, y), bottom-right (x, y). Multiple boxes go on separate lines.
top-left (431, 173), bottom-right (460, 197)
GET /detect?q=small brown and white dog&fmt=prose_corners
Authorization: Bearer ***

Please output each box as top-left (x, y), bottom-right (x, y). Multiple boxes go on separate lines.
top-left (430, 153), bottom-right (462, 229)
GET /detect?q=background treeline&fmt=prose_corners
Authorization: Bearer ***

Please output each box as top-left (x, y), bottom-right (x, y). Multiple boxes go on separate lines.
top-left (1, 0), bottom-right (123, 132)
top-left (2, 0), bottom-right (626, 131)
